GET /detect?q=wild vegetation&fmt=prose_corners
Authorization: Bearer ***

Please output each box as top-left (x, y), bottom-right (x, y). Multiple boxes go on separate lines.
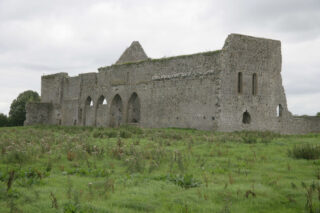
top-left (1, 90), bottom-right (40, 127)
top-left (0, 125), bottom-right (320, 212)
top-left (0, 113), bottom-right (8, 127)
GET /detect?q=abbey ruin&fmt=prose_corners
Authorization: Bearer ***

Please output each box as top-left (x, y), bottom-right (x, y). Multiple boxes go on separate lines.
top-left (25, 34), bottom-right (320, 134)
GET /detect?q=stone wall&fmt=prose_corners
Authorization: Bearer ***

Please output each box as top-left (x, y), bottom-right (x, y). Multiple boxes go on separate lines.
top-left (25, 102), bottom-right (61, 125)
top-left (61, 76), bottom-right (81, 126)
top-left (218, 34), bottom-right (288, 132)
top-left (41, 73), bottom-right (67, 104)
top-left (24, 33), bottom-right (320, 134)
top-left (82, 51), bottom-right (221, 130)
top-left (281, 116), bottom-right (320, 134)
top-left (25, 103), bottom-right (51, 125)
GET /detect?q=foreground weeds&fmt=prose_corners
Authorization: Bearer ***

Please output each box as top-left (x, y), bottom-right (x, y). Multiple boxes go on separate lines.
top-left (289, 144), bottom-right (320, 160)
top-left (0, 126), bottom-right (319, 212)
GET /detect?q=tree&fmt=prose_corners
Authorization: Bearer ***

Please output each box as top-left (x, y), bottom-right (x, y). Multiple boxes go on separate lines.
top-left (0, 113), bottom-right (8, 127)
top-left (9, 90), bottom-right (40, 126)
top-left (317, 112), bottom-right (320, 117)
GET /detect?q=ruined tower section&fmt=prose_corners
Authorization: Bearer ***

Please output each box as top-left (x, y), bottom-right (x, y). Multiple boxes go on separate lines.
top-left (78, 73), bottom-right (98, 126)
top-left (41, 72), bottom-right (67, 104)
top-left (217, 34), bottom-right (290, 132)
top-left (61, 75), bottom-right (81, 126)
top-left (25, 73), bottom-right (67, 125)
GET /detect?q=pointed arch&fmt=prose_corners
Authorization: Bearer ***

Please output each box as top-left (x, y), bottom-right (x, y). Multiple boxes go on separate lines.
top-left (84, 96), bottom-right (95, 126)
top-left (85, 96), bottom-right (93, 107)
top-left (97, 95), bottom-right (107, 105)
top-left (242, 111), bottom-right (251, 124)
top-left (96, 95), bottom-right (108, 127)
top-left (110, 94), bottom-right (123, 127)
top-left (127, 92), bottom-right (140, 123)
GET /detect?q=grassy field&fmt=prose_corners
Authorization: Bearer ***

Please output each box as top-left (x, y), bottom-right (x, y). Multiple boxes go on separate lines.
top-left (0, 125), bottom-right (320, 213)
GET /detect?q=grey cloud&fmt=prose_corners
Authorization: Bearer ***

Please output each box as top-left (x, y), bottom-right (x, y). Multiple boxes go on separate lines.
top-left (202, 0), bottom-right (320, 41)
top-left (0, 0), bottom-right (319, 115)
top-left (287, 92), bottom-right (320, 116)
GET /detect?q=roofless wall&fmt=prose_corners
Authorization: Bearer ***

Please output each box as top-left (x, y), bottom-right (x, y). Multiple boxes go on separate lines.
top-left (25, 34), bottom-right (320, 134)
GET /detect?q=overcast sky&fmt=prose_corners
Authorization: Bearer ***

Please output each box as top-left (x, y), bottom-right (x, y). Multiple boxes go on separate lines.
top-left (0, 0), bottom-right (319, 116)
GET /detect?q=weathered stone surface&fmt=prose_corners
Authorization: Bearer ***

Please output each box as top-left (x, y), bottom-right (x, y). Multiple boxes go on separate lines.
top-left (25, 34), bottom-right (320, 134)
top-left (115, 41), bottom-right (148, 64)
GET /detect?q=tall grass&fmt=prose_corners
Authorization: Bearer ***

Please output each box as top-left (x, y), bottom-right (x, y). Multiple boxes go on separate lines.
top-left (289, 144), bottom-right (320, 160)
top-left (0, 126), bottom-right (319, 212)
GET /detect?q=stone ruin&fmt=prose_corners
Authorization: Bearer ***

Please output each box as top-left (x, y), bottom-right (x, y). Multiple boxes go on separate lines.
top-left (25, 34), bottom-right (320, 134)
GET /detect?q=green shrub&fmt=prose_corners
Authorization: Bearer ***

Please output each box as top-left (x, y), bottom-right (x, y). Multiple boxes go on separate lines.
top-left (0, 167), bottom-right (50, 187)
top-left (106, 130), bottom-right (118, 138)
top-left (92, 129), bottom-right (118, 138)
top-left (0, 113), bottom-right (9, 127)
top-left (167, 174), bottom-right (201, 189)
top-left (288, 144), bottom-right (320, 160)
top-left (301, 181), bottom-right (320, 213)
top-left (5, 150), bottom-right (30, 164)
top-left (64, 167), bottom-right (111, 177)
top-left (237, 131), bottom-right (278, 144)
top-left (159, 132), bottom-right (183, 140)
top-left (120, 130), bottom-right (132, 138)
top-left (118, 199), bottom-right (155, 212)
top-left (9, 90), bottom-right (40, 126)
top-left (241, 133), bottom-right (257, 144)
top-left (125, 156), bottom-right (145, 173)
top-left (92, 130), bottom-right (103, 138)
top-left (64, 203), bottom-right (97, 213)
top-left (125, 145), bottom-right (145, 173)
top-left (120, 125), bottom-right (143, 135)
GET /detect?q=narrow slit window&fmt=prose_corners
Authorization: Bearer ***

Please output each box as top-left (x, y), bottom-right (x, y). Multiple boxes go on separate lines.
top-left (252, 73), bottom-right (257, 95)
top-left (277, 104), bottom-right (283, 117)
top-left (79, 108), bottom-right (82, 121)
top-left (238, 72), bottom-right (243, 94)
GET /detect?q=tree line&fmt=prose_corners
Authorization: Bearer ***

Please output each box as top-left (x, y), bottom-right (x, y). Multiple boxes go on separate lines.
top-left (0, 90), bottom-right (40, 127)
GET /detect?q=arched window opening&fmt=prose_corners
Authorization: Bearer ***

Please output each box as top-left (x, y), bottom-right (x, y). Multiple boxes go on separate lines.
top-left (84, 96), bottom-right (95, 126)
top-left (110, 94), bottom-right (123, 127)
top-left (238, 72), bottom-right (243, 94)
top-left (277, 104), bottom-right (283, 117)
top-left (85, 96), bottom-right (93, 107)
top-left (96, 95), bottom-right (108, 127)
top-left (97, 95), bottom-right (107, 105)
top-left (242, 111), bottom-right (251, 124)
top-left (128, 92), bottom-right (140, 123)
top-left (252, 73), bottom-right (257, 95)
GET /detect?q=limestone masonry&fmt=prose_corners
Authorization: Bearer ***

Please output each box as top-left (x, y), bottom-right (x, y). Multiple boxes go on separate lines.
top-left (25, 34), bottom-right (320, 134)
